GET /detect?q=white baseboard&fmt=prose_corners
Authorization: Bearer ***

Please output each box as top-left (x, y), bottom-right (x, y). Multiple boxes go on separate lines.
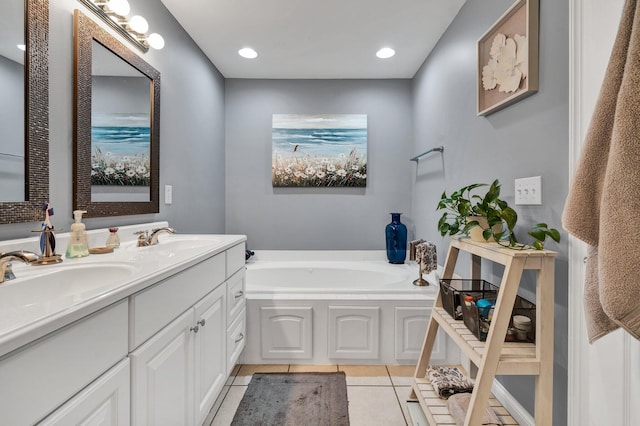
top-left (492, 379), bottom-right (534, 426)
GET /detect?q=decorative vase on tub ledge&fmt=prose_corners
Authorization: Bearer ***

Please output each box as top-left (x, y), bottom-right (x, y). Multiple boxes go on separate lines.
top-left (385, 213), bottom-right (407, 264)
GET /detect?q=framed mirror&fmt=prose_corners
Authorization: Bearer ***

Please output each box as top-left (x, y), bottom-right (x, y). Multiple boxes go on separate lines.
top-left (73, 9), bottom-right (160, 218)
top-left (0, 0), bottom-right (49, 224)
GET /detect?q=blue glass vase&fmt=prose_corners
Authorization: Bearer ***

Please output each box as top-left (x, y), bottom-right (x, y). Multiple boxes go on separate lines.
top-left (385, 213), bottom-right (407, 264)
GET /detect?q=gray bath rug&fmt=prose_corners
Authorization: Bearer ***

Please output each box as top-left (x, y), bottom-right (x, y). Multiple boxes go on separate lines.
top-left (230, 372), bottom-right (350, 426)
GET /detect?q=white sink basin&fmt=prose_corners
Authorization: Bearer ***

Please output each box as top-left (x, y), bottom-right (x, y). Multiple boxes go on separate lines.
top-left (0, 262), bottom-right (140, 335)
top-left (129, 234), bottom-right (223, 256)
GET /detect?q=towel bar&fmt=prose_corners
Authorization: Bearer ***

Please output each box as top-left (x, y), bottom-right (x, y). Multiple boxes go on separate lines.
top-left (410, 146), bottom-right (444, 162)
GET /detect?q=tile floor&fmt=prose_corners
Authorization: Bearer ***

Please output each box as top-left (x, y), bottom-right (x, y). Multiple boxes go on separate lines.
top-left (204, 364), bottom-right (418, 426)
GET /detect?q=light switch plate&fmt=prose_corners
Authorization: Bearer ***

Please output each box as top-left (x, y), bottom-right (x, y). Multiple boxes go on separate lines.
top-left (164, 185), bottom-right (172, 205)
top-left (515, 176), bottom-right (542, 205)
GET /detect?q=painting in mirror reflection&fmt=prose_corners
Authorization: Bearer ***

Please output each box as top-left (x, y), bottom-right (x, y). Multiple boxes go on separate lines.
top-left (0, 0), bottom-right (25, 201)
top-left (90, 40), bottom-right (151, 202)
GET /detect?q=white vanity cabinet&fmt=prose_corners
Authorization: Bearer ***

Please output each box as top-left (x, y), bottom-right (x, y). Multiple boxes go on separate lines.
top-left (0, 231), bottom-right (246, 426)
top-left (130, 242), bottom-right (246, 426)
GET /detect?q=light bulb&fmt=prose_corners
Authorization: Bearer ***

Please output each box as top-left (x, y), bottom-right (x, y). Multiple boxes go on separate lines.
top-left (376, 47), bottom-right (395, 59)
top-left (147, 33), bottom-right (165, 50)
top-left (238, 47), bottom-right (258, 59)
top-left (107, 0), bottom-right (130, 16)
top-left (129, 15), bottom-right (149, 34)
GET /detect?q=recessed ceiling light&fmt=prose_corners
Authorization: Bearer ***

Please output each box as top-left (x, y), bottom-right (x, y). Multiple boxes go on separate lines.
top-left (238, 47), bottom-right (258, 59)
top-left (17, 44), bottom-right (26, 51)
top-left (376, 47), bottom-right (395, 59)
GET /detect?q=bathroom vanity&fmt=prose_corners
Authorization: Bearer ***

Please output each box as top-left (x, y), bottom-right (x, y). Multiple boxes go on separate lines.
top-left (0, 223), bottom-right (246, 425)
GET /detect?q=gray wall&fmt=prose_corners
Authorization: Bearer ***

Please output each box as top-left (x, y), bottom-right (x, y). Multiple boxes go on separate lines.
top-left (411, 0), bottom-right (569, 423)
top-left (92, 76), bottom-right (149, 114)
top-left (225, 79), bottom-right (413, 250)
top-left (0, 55), bottom-right (25, 201)
top-left (0, 0), bottom-right (226, 240)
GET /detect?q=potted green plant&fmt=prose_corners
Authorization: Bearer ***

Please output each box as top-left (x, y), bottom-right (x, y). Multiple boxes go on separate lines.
top-left (437, 179), bottom-right (518, 245)
top-left (437, 179), bottom-right (561, 250)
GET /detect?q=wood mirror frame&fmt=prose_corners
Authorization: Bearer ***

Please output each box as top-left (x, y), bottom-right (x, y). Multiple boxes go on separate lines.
top-left (73, 9), bottom-right (160, 218)
top-left (0, 0), bottom-right (49, 224)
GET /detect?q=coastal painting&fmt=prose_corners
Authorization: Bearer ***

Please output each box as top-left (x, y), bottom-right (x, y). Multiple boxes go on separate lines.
top-left (91, 112), bottom-right (151, 186)
top-left (272, 114), bottom-right (367, 187)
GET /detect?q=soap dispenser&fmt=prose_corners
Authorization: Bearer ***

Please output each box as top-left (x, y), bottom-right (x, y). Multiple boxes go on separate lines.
top-left (65, 210), bottom-right (90, 258)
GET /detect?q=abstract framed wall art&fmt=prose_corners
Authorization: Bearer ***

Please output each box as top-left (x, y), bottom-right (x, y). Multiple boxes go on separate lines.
top-left (477, 0), bottom-right (539, 116)
top-left (272, 114), bottom-right (367, 187)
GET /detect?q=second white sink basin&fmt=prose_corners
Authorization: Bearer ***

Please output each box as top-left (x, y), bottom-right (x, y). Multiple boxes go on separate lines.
top-left (130, 234), bottom-right (223, 257)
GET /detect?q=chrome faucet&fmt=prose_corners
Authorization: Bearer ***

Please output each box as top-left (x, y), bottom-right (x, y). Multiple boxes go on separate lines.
top-left (0, 251), bottom-right (40, 284)
top-left (135, 227), bottom-right (175, 247)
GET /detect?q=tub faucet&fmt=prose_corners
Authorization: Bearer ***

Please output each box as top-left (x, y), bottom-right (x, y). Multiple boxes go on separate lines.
top-left (135, 227), bottom-right (175, 247)
top-left (0, 250), bottom-right (40, 284)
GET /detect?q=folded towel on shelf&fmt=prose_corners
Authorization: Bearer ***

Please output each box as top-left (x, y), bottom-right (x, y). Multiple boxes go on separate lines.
top-left (447, 393), bottom-right (502, 426)
top-left (562, 0), bottom-right (640, 342)
top-left (427, 366), bottom-right (473, 399)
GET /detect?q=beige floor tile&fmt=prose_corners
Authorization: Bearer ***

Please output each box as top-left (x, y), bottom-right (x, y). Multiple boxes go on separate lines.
top-left (347, 386), bottom-right (407, 426)
top-left (394, 386), bottom-right (413, 425)
top-left (289, 364), bottom-right (338, 373)
top-left (225, 364), bottom-right (242, 386)
top-left (203, 385), bottom-right (231, 426)
top-left (211, 386), bottom-right (247, 426)
top-left (387, 365), bottom-right (416, 386)
top-left (339, 365), bottom-right (391, 386)
top-left (233, 364), bottom-right (290, 385)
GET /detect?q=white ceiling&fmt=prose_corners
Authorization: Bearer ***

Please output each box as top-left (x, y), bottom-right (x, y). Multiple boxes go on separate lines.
top-left (160, 0), bottom-right (466, 79)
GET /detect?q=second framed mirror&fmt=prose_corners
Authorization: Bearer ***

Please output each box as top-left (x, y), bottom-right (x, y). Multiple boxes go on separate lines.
top-left (73, 9), bottom-right (160, 217)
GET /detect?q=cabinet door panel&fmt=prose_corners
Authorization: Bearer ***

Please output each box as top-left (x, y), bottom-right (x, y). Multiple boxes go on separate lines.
top-left (260, 306), bottom-right (312, 359)
top-left (40, 358), bottom-right (130, 426)
top-left (328, 306), bottom-right (380, 359)
top-left (194, 285), bottom-right (226, 424)
top-left (227, 269), bottom-right (246, 322)
top-left (131, 309), bottom-right (194, 426)
top-left (227, 307), bottom-right (246, 373)
top-left (395, 307), bottom-right (445, 361)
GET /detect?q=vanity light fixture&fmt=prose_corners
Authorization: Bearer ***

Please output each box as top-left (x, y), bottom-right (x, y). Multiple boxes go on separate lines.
top-left (238, 47), bottom-right (258, 59)
top-left (376, 47), bottom-right (396, 59)
top-left (78, 0), bottom-right (164, 52)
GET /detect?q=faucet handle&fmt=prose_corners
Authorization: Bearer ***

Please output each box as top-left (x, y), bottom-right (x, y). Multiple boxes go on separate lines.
top-left (134, 230), bottom-right (150, 247)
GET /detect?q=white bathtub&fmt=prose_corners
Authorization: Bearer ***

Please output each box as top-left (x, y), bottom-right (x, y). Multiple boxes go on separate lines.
top-left (247, 261), bottom-right (441, 298)
top-left (241, 251), bottom-right (453, 365)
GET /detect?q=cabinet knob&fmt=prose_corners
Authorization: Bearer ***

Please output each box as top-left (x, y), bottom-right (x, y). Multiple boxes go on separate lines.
top-left (190, 325), bottom-right (199, 333)
top-left (234, 290), bottom-right (244, 299)
top-left (235, 333), bottom-right (244, 343)
top-left (198, 319), bottom-right (206, 327)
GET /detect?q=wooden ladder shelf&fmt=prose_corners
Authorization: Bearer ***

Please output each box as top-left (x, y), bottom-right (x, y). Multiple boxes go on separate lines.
top-left (411, 237), bottom-right (556, 425)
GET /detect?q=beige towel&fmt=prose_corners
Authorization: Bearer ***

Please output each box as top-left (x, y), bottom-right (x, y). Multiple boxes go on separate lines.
top-left (563, 0), bottom-right (640, 342)
top-left (447, 393), bottom-right (502, 426)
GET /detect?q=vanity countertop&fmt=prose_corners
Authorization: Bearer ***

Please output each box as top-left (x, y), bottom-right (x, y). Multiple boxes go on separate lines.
top-left (0, 231), bottom-right (246, 358)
